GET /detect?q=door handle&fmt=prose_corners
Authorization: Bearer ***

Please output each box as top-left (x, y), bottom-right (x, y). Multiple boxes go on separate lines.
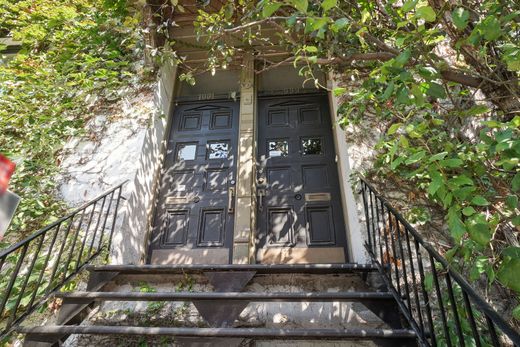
top-left (257, 188), bottom-right (266, 211)
top-left (228, 187), bottom-right (235, 214)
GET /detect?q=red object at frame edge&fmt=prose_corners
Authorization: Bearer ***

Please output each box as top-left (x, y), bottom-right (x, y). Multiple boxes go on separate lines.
top-left (0, 154), bottom-right (16, 194)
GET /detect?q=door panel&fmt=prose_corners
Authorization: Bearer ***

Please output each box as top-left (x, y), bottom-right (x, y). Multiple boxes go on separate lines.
top-left (149, 101), bottom-right (239, 263)
top-left (256, 95), bottom-right (348, 260)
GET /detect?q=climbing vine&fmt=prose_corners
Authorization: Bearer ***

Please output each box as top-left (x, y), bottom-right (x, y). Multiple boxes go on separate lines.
top-left (180, 0), bottom-right (520, 319)
top-left (0, 0), bottom-right (144, 243)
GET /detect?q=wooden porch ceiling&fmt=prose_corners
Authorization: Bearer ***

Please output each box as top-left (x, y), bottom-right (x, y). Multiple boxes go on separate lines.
top-left (159, 0), bottom-right (292, 67)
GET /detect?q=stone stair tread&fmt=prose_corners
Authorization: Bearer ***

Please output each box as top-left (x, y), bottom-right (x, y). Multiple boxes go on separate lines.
top-left (19, 325), bottom-right (417, 339)
top-left (85, 263), bottom-right (377, 274)
top-left (54, 291), bottom-right (394, 301)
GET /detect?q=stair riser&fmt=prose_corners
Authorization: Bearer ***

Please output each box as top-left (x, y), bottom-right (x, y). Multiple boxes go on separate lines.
top-left (21, 326), bottom-right (417, 338)
top-left (105, 273), bottom-right (376, 293)
top-left (90, 301), bottom-right (393, 329)
top-left (85, 264), bottom-right (378, 274)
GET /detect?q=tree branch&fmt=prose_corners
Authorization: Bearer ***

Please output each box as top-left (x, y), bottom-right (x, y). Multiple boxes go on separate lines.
top-left (439, 68), bottom-right (482, 88)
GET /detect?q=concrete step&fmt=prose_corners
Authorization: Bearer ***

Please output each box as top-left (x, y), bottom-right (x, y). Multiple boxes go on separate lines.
top-left (19, 326), bottom-right (417, 344)
top-left (85, 263), bottom-right (378, 274)
top-left (54, 291), bottom-right (395, 303)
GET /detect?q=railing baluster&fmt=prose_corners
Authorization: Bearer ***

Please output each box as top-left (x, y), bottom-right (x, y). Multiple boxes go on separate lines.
top-left (430, 254), bottom-right (453, 347)
top-left (0, 243), bottom-right (29, 319)
top-left (485, 314), bottom-right (501, 347)
top-left (62, 203), bottom-right (99, 281)
top-left (395, 219), bottom-right (412, 317)
top-left (414, 238), bottom-right (437, 346)
top-left (403, 226), bottom-right (424, 333)
top-left (462, 291), bottom-right (482, 347)
top-left (381, 204), bottom-right (393, 280)
top-left (0, 255), bottom-right (6, 275)
top-left (106, 186), bottom-right (123, 259)
top-left (74, 204), bottom-right (92, 270)
top-left (46, 215), bottom-right (76, 293)
top-left (360, 183), bottom-right (373, 251)
top-left (387, 212), bottom-right (402, 298)
top-left (26, 222), bottom-right (62, 310)
top-left (87, 196), bottom-right (107, 258)
top-left (368, 190), bottom-right (378, 255)
top-left (375, 197), bottom-right (385, 266)
top-left (94, 191), bottom-right (115, 254)
top-left (7, 233), bottom-right (46, 325)
top-left (445, 273), bottom-right (465, 347)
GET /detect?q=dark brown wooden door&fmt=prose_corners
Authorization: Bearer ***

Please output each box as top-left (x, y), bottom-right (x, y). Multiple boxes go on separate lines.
top-left (149, 101), bottom-right (239, 262)
top-left (256, 95), bottom-right (348, 258)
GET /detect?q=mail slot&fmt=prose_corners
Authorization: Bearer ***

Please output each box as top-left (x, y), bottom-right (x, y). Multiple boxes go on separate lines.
top-left (165, 196), bottom-right (189, 204)
top-left (305, 193), bottom-right (331, 202)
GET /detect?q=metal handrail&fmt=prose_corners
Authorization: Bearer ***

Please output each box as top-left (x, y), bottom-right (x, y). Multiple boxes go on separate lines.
top-left (0, 181), bottom-right (126, 338)
top-left (359, 176), bottom-right (520, 347)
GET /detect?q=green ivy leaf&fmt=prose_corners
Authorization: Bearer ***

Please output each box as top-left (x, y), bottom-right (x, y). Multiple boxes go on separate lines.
top-left (471, 195), bottom-right (490, 206)
top-left (480, 15), bottom-right (502, 41)
top-left (305, 17), bottom-right (328, 33)
top-left (424, 273), bottom-right (433, 292)
top-left (429, 151), bottom-right (448, 161)
top-left (394, 49), bottom-right (411, 67)
top-left (333, 87), bottom-right (346, 96)
top-left (262, 2), bottom-right (282, 18)
top-left (462, 206), bottom-right (476, 216)
top-left (380, 82), bottom-right (395, 101)
top-left (467, 222), bottom-right (491, 246)
top-left (321, 0), bottom-right (337, 12)
top-left (428, 170), bottom-right (443, 196)
top-left (498, 259), bottom-right (520, 293)
top-left (416, 6), bottom-right (436, 22)
top-left (512, 172), bottom-right (520, 192)
top-left (411, 84), bottom-right (424, 106)
top-left (440, 158), bottom-right (463, 168)
top-left (426, 82), bottom-right (446, 99)
top-left (450, 175), bottom-right (473, 186)
top-left (467, 105), bottom-right (490, 116)
top-left (402, 0), bottom-right (418, 13)
top-left (448, 207), bottom-right (466, 242)
top-left (506, 195), bottom-right (519, 210)
top-left (502, 246), bottom-right (520, 259)
top-left (405, 150), bottom-right (426, 164)
top-left (388, 123), bottom-right (402, 135)
top-left (451, 8), bottom-right (469, 30)
top-left (289, 0), bottom-right (308, 13)
top-left (513, 305), bottom-right (520, 321)
top-left (331, 18), bottom-right (349, 32)
top-left (397, 86), bottom-right (411, 104)
top-left (304, 45), bottom-right (318, 53)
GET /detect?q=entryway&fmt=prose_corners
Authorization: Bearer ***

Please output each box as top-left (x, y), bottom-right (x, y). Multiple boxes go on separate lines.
top-left (147, 63), bottom-right (349, 265)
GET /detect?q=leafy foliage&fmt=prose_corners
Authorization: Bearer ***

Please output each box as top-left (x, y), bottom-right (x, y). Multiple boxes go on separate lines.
top-left (185, 0), bottom-right (520, 318)
top-left (0, 0), bottom-right (143, 243)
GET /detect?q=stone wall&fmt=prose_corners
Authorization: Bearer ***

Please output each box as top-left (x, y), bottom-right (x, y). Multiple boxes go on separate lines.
top-left (57, 58), bottom-right (178, 265)
top-left (58, 88), bottom-right (155, 205)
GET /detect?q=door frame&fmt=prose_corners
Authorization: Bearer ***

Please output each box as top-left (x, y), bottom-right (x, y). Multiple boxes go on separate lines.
top-left (134, 63), bottom-right (368, 266)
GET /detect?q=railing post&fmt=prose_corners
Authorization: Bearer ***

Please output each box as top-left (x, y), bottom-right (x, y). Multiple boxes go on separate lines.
top-left (359, 181), bottom-right (373, 253)
top-left (106, 185), bottom-right (123, 262)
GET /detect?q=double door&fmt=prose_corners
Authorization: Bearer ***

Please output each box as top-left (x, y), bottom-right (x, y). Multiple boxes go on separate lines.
top-left (149, 95), bottom-right (347, 263)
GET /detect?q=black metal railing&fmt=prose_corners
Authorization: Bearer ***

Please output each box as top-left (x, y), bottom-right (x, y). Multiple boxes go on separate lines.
top-left (359, 177), bottom-right (520, 347)
top-left (0, 182), bottom-right (125, 338)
